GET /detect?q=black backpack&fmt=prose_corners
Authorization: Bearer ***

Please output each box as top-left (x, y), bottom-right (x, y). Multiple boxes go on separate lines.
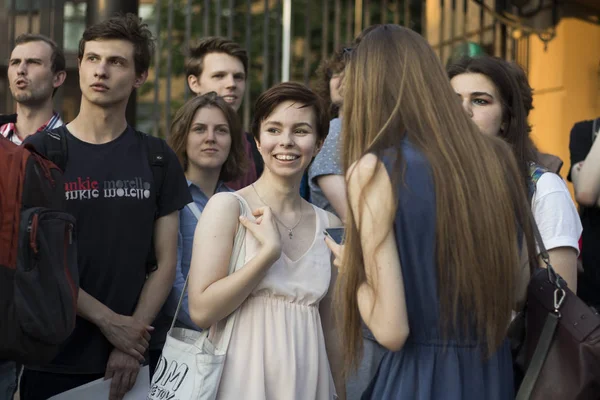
top-left (42, 128), bottom-right (167, 272)
top-left (0, 134), bottom-right (79, 365)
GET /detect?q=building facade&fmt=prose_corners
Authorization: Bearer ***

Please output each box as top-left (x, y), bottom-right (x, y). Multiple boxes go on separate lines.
top-left (424, 0), bottom-right (600, 186)
top-left (0, 0), bottom-right (426, 135)
top-left (3, 0), bottom-right (597, 169)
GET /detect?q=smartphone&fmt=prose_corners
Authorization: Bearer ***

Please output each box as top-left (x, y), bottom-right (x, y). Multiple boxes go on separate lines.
top-left (325, 227), bottom-right (346, 245)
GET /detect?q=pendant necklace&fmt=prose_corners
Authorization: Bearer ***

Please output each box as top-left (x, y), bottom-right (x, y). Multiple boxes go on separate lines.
top-left (251, 184), bottom-right (303, 239)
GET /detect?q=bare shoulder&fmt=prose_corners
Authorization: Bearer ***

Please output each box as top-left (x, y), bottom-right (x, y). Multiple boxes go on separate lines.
top-left (200, 192), bottom-right (243, 228)
top-left (347, 153), bottom-right (379, 178)
top-left (205, 191), bottom-right (241, 211)
top-left (346, 153), bottom-right (395, 225)
top-left (347, 153), bottom-right (390, 195)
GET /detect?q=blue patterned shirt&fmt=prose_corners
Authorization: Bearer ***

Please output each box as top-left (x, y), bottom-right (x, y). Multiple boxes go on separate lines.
top-left (308, 118), bottom-right (343, 215)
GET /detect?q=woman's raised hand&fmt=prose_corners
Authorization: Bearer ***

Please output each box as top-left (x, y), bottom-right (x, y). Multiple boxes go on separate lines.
top-left (239, 206), bottom-right (282, 262)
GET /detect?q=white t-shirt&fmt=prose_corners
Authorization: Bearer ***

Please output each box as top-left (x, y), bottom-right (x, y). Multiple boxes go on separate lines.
top-left (531, 173), bottom-right (582, 255)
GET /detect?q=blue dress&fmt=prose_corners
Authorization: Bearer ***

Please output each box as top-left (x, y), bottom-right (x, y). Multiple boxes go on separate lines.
top-left (361, 141), bottom-right (514, 400)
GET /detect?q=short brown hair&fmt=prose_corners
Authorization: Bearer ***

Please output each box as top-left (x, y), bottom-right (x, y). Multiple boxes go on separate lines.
top-left (314, 48), bottom-right (346, 118)
top-left (185, 37), bottom-right (248, 79)
top-left (168, 92), bottom-right (247, 182)
top-left (251, 82), bottom-right (330, 144)
top-left (15, 33), bottom-right (65, 74)
top-left (79, 13), bottom-right (154, 75)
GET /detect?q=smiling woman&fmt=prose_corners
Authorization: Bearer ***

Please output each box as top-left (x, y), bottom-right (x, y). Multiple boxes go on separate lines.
top-left (186, 82), bottom-right (346, 399)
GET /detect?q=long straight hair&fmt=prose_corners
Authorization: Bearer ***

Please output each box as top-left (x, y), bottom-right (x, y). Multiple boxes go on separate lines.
top-left (337, 25), bottom-right (536, 373)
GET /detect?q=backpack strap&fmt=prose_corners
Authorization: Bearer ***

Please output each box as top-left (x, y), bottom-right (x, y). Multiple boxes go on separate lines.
top-left (528, 162), bottom-right (549, 202)
top-left (137, 131), bottom-right (167, 275)
top-left (43, 129), bottom-right (68, 172)
top-left (137, 131), bottom-right (167, 218)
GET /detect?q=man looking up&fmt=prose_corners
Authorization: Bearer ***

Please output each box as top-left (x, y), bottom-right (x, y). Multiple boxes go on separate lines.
top-left (22, 14), bottom-right (191, 400)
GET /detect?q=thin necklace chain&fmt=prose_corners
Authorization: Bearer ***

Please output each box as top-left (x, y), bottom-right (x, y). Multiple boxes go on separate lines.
top-left (251, 184), bottom-right (303, 239)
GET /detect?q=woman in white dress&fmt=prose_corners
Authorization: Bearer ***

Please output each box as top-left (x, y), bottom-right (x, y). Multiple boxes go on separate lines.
top-left (188, 82), bottom-right (344, 400)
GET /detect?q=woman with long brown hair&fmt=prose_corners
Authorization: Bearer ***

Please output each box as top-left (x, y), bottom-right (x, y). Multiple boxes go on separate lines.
top-left (447, 56), bottom-right (582, 293)
top-left (326, 25), bottom-right (535, 399)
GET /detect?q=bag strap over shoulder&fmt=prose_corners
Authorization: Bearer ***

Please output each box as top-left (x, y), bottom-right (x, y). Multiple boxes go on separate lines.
top-left (170, 193), bottom-right (248, 333)
top-left (138, 131), bottom-right (166, 216)
top-left (515, 212), bottom-right (566, 400)
top-left (530, 214), bottom-right (548, 259)
top-left (43, 129), bottom-right (68, 172)
top-left (529, 199), bottom-right (562, 289)
top-left (186, 202), bottom-right (202, 220)
top-left (515, 312), bottom-right (560, 400)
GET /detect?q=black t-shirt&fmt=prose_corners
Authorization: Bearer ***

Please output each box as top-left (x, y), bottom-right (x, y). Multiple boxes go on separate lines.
top-left (568, 119), bottom-right (600, 307)
top-left (24, 125), bottom-right (192, 373)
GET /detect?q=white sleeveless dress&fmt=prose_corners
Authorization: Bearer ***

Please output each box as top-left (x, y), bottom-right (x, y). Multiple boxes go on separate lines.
top-left (216, 194), bottom-right (336, 399)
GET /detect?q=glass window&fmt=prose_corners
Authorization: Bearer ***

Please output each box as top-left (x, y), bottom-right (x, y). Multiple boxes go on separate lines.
top-left (5, 0), bottom-right (41, 12)
top-left (63, 1), bottom-right (86, 52)
top-left (139, 4), bottom-right (157, 36)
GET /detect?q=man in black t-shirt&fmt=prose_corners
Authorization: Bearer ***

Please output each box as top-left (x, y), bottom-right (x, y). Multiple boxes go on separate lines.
top-left (568, 118), bottom-right (600, 309)
top-left (21, 14), bottom-right (191, 400)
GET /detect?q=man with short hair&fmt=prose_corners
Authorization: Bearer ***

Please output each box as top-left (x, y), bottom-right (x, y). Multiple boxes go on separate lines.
top-left (185, 36), bottom-right (263, 189)
top-left (21, 14), bottom-right (191, 400)
top-left (0, 33), bottom-right (66, 400)
top-left (1, 33), bottom-right (66, 144)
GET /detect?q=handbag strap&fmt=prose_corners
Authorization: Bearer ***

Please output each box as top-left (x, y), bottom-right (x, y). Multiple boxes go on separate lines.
top-left (530, 213), bottom-right (549, 267)
top-left (167, 203), bottom-right (200, 328)
top-left (514, 212), bottom-right (567, 399)
top-left (186, 202), bottom-right (202, 220)
top-left (515, 312), bottom-right (560, 400)
top-left (169, 193), bottom-right (248, 332)
top-left (528, 174), bottom-right (563, 291)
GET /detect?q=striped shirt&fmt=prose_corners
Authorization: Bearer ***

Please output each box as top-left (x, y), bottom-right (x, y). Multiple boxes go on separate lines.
top-left (0, 112), bottom-right (63, 145)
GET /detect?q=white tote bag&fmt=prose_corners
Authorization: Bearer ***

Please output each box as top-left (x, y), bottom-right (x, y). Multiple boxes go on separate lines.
top-left (148, 195), bottom-right (247, 400)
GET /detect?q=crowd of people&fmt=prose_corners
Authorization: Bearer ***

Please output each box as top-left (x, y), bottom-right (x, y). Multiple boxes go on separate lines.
top-left (1, 11), bottom-right (599, 400)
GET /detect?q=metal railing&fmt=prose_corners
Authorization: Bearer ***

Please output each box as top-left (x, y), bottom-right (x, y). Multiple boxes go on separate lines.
top-left (0, 0), bottom-right (426, 135)
top-left (148, 0), bottom-right (424, 136)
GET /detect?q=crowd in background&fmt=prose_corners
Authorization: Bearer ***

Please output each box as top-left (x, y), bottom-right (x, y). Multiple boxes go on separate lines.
top-left (1, 11), bottom-right (599, 400)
